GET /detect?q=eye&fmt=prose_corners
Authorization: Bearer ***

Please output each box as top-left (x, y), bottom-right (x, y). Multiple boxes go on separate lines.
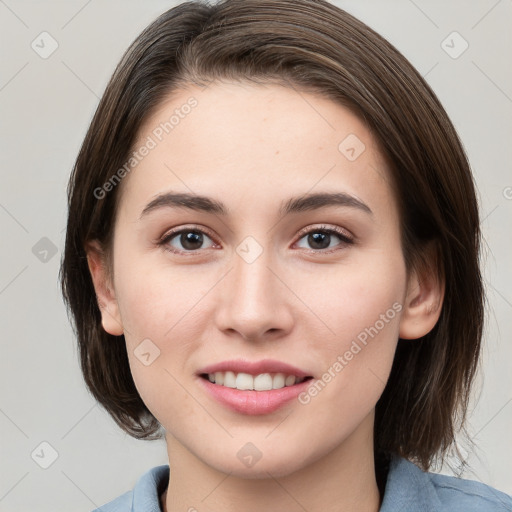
top-left (294, 225), bottom-right (354, 252)
top-left (157, 224), bottom-right (354, 255)
top-left (158, 226), bottom-right (217, 253)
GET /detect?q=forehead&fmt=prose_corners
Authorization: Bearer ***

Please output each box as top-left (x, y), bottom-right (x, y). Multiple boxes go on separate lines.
top-left (119, 81), bottom-right (396, 220)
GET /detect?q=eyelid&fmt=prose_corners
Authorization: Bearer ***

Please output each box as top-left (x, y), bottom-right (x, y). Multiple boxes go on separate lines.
top-left (292, 224), bottom-right (355, 254)
top-left (157, 224), bottom-right (219, 251)
top-left (158, 224), bottom-right (217, 241)
top-left (294, 224), bottom-right (354, 244)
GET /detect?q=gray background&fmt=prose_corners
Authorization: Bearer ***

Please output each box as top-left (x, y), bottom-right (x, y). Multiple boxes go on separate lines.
top-left (0, 0), bottom-right (511, 510)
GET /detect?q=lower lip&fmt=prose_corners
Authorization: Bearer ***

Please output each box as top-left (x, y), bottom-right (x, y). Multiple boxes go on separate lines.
top-left (199, 377), bottom-right (312, 415)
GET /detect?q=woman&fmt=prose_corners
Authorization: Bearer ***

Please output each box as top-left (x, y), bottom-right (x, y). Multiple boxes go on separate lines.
top-left (60, 0), bottom-right (512, 510)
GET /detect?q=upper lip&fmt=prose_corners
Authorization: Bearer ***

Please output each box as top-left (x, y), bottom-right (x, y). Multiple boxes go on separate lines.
top-left (198, 359), bottom-right (312, 378)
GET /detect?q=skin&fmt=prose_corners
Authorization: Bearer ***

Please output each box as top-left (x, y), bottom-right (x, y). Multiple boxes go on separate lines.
top-left (87, 81), bottom-right (443, 512)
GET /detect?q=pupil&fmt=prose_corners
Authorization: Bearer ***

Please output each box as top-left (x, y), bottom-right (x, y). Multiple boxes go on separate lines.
top-left (309, 232), bottom-right (329, 249)
top-left (181, 231), bottom-right (203, 250)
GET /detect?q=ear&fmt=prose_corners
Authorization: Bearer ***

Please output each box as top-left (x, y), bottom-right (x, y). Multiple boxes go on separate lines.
top-left (85, 240), bottom-right (124, 336)
top-left (399, 254), bottom-right (445, 340)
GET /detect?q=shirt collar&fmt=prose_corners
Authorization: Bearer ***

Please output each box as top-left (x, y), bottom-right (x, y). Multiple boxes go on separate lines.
top-left (132, 464), bottom-right (169, 512)
top-left (379, 456), bottom-right (441, 512)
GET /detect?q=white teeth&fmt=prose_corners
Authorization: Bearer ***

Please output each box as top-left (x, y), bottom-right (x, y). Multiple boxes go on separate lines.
top-left (285, 375), bottom-right (296, 386)
top-left (223, 371), bottom-right (236, 388)
top-left (254, 373), bottom-right (273, 391)
top-left (272, 373), bottom-right (285, 389)
top-left (206, 371), bottom-right (305, 390)
top-left (236, 372), bottom-right (254, 390)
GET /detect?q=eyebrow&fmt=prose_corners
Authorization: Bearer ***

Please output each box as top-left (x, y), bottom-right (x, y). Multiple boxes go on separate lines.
top-left (139, 191), bottom-right (372, 219)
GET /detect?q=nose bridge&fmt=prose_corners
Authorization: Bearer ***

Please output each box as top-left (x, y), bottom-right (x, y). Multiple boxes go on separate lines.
top-left (215, 238), bottom-right (292, 339)
top-left (235, 244), bottom-right (273, 304)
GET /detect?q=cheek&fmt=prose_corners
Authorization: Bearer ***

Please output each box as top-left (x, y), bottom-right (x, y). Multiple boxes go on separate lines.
top-left (295, 253), bottom-right (405, 412)
top-left (303, 254), bottom-right (405, 347)
top-left (113, 260), bottom-right (215, 422)
top-left (114, 257), bottom-right (211, 343)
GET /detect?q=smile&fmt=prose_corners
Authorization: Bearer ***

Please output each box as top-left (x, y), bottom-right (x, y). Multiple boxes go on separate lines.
top-left (201, 371), bottom-right (311, 391)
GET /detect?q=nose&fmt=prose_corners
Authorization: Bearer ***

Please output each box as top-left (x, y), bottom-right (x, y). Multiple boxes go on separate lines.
top-left (214, 245), bottom-right (294, 343)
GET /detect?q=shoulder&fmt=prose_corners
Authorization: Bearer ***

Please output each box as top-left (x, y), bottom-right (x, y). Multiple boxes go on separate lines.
top-left (381, 456), bottom-right (512, 512)
top-left (428, 468), bottom-right (512, 511)
top-left (91, 490), bottom-right (132, 512)
top-left (91, 465), bottom-right (170, 512)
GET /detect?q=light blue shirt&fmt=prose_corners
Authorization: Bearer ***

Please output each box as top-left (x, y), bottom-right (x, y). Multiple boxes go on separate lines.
top-left (92, 456), bottom-right (512, 511)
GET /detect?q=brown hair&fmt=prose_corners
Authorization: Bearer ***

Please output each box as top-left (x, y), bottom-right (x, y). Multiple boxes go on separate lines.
top-left (60, 0), bottom-right (483, 470)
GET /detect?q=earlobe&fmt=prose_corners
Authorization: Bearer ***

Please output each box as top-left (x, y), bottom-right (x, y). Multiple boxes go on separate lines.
top-left (85, 240), bottom-right (124, 336)
top-left (399, 262), bottom-right (444, 340)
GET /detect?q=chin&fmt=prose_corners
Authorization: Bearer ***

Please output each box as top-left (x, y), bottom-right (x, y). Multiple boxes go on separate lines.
top-left (201, 440), bottom-right (317, 479)
top-left (215, 457), bottom-right (306, 480)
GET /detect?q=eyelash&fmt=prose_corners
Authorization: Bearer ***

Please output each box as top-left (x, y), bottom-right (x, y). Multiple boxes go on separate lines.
top-left (157, 224), bottom-right (354, 255)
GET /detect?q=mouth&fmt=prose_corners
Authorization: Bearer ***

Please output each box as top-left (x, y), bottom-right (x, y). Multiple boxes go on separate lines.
top-left (197, 359), bottom-right (315, 414)
top-left (200, 371), bottom-right (313, 391)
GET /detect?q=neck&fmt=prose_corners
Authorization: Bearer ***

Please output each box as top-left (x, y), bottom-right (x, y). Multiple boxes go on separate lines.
top-left (161, 414), bottom-right (381, 512)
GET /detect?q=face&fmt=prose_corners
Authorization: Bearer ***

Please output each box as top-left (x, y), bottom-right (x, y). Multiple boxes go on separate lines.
top-left (93, 81), bottom-right (419, 477)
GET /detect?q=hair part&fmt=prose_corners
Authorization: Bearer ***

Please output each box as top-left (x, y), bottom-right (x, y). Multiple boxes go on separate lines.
top-left (60, 0), bottom-right (483, 470)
